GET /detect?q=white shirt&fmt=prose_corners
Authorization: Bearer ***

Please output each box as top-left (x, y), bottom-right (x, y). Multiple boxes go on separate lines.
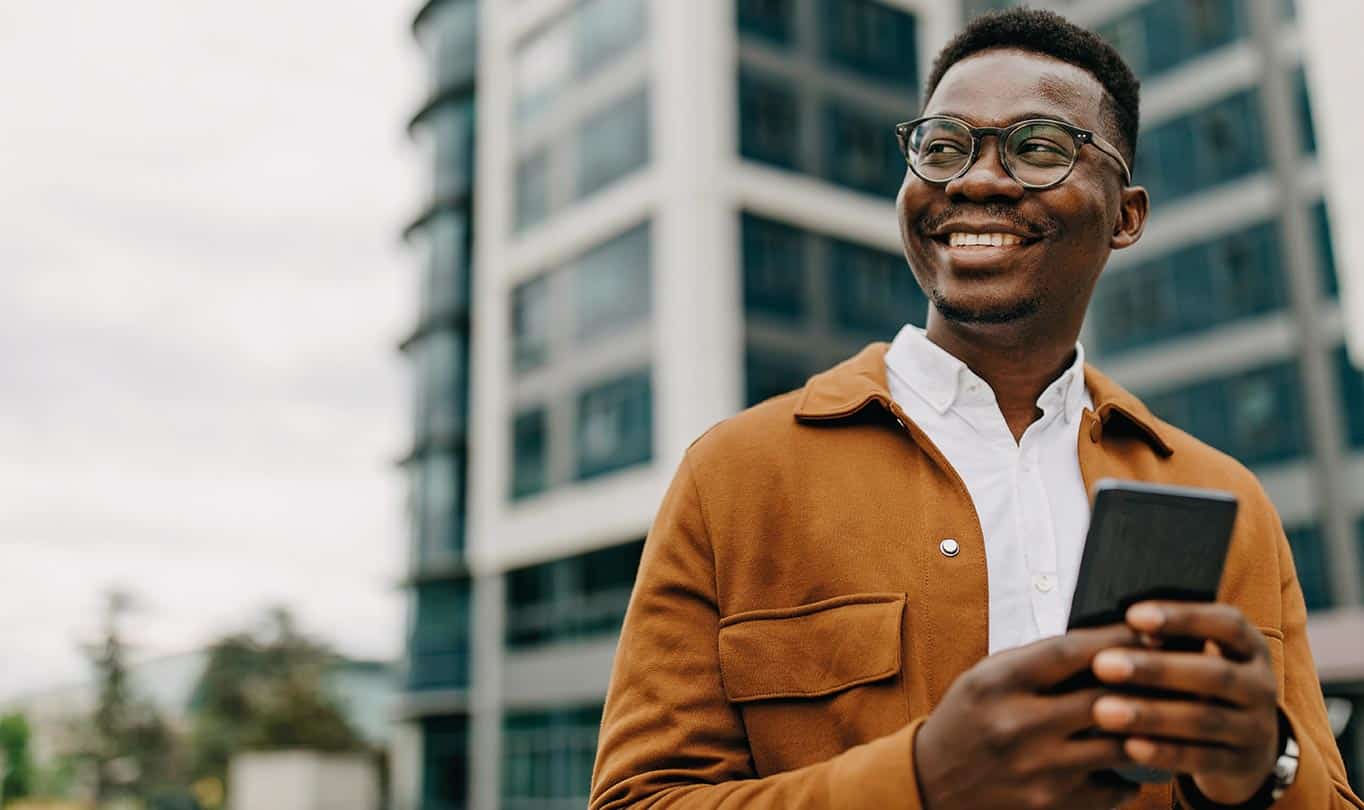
top-left (885, 325), bottom-right (1094, 654)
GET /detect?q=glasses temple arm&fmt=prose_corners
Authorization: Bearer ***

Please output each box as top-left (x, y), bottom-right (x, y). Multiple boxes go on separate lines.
top-left (1088, 133), bottom-right (1133, 186)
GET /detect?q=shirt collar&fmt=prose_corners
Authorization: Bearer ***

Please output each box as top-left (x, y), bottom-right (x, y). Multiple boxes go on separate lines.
top-left (794, 341), bottom-right (1173, 457)
top-left (884, 325), bottom-right (1089, 424)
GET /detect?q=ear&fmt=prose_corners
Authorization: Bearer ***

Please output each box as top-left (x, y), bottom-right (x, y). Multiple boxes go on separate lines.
top-left (1110, 185), bottom-right (1149, 250)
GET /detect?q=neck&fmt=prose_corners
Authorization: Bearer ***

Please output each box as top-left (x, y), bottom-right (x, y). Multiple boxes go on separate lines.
top-left (923, 312), bottom-right (1082, 442)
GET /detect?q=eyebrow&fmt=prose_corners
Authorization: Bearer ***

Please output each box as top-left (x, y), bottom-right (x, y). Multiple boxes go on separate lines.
top-left (927, 110), bottom-right (1079, 127)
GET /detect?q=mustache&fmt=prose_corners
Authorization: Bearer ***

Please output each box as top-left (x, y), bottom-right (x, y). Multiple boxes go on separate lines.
top-left (917, 204), bottom-right (1057, 238)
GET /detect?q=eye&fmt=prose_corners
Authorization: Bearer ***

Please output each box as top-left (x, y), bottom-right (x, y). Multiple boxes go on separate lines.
top-left (923, 140), bottom-right (967, 155)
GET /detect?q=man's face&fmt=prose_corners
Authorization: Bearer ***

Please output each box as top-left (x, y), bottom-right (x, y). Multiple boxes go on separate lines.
top-left (896, 48), bottom-right (1133, 327)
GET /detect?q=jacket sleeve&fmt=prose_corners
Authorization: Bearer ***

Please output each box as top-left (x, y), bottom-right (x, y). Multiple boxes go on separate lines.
top-left (589, 452), bottom-right (928, 810)
top-left (1177, 511), bottom-right (1363, 809)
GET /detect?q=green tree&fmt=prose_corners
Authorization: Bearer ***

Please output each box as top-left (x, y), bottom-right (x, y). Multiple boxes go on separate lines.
top-left (188, 607), bottom-right (365, 798)
top-left (0, 712), bottom-right (35, 804)
top-left (83, 590), bottom-right (184, 804)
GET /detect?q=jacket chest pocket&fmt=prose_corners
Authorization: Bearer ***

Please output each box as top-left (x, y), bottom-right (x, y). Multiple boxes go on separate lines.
top-left (717, 593), bottom-right (910, 776)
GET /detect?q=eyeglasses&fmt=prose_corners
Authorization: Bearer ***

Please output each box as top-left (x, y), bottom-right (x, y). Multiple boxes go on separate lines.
top-left (895, 115), bottom-right (1133, 190)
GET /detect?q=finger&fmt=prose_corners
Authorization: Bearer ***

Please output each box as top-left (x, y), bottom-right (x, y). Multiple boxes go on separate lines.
top-left (1091, 649), bottom-right (1271, 707)
top-left (1124, 736), bottom-right (1248, 775)
top-left (1092, 695), bottom-right (1261, 748)
top-left (1126, 602), bottom-right (1265, 662)
top-left (1047, 735), bottom-right (1130, 772)
top-left (994, 624), bottom-right (1140, 691)
top-left (1014, 689), bottom-right (1111, 736)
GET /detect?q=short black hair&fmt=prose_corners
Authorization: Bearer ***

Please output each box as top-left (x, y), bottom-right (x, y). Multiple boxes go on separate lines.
top-left (923, 8), bottom-right (1140, 165)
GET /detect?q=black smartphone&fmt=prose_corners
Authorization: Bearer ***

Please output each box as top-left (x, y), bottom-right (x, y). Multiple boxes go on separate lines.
top-left (1067, 478), bottom-right (1239, 783)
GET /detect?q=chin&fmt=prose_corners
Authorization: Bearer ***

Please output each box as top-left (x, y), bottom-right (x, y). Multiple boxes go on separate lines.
top-left (931, 289), bottom-right (1041, 325)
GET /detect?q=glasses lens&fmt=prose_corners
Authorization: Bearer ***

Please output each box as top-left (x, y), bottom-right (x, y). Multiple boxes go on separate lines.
top-left (907, 118), bottom-right (972, 182)
top-left (1004, 122), bottom-right (1077, 187)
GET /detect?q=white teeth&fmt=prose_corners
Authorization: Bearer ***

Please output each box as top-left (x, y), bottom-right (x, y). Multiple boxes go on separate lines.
top-left (947, 232), bottom-right (1024, 247)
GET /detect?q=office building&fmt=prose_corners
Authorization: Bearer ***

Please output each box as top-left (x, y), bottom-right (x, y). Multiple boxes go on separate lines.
top-left (396, 1), bottom-right (1364, 806)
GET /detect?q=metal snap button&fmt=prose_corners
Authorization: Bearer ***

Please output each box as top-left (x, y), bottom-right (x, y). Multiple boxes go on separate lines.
top-left (939, 538), bottom-right (960, 557)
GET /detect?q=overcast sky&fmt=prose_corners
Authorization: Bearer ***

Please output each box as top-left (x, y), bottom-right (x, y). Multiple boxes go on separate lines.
top-left (0, 1), bottom-right (424, 698)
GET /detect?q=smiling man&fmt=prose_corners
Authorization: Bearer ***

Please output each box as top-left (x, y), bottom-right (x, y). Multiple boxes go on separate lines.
top-left (590, 9), bottom-right (1362, 810)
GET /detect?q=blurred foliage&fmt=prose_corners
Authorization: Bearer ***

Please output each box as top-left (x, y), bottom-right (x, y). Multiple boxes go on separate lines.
top-left (80, 593), bottom-right (190, 810)
top-left (1, 712), bottom-right (35, 803)
top-left (187, 606), bottom-right (365, 805)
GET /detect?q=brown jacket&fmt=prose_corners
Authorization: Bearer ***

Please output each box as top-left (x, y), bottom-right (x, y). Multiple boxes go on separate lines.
top-left (590, 343), bottom-right (1362, 809)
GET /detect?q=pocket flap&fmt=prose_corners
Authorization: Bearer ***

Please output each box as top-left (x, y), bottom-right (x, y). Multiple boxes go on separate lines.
top-left (718, 593), bottom-right (905, 703)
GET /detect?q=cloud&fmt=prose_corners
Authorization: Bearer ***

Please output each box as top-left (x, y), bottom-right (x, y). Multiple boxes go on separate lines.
top-left (0, 0), bottom-right (426, 698)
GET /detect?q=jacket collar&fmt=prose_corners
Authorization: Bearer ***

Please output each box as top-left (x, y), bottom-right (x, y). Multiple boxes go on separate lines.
top-left (793, 342), bottom-right (1174, 457)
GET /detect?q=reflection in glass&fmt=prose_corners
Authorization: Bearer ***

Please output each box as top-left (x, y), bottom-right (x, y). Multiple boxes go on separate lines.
top-left (577, 91), bottom-right (649, 200)
top-left (575, 223), bottom-right (651, 341)
top-left (512, 275), bottom-right (552, 373)
top-left (576, 370), bottom-right (652, 480)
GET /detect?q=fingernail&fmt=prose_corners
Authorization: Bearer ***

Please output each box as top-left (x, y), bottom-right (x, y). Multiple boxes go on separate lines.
top-left (1093, 650), bottom-right (1134, 680)
top-left (1094, 696), bottom-right (1135, 727)
top-left (1126, 738), bottom-right (1158, 762)
top-left (1128, 603), bottom-right (1165, 630)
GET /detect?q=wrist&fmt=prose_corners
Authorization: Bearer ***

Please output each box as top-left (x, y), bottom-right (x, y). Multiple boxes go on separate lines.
top-left (1180, 710), bottom-right (1293, 809)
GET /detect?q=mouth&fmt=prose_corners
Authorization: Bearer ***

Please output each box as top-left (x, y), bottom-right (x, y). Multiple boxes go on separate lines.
top-left (931, 231), bottom-right (1043, 250)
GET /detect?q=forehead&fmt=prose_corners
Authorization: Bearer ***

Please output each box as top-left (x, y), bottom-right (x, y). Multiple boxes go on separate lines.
top-left (925, 48), bottom-right (1107, 130)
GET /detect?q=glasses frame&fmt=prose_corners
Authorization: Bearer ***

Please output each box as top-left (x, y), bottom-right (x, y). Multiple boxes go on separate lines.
top-left (894, 115), bottom-right (1133, 190)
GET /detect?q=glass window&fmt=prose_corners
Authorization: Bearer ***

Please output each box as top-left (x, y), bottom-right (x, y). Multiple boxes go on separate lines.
top-left (828, 237), bottom-right (924, 338)
top-left (737, 0), bottom-right (794, 45)
top-left (415, 331), bottom-right (467, 442)
top-left (502, 704), bottom-right (602, 808)
top-left (575, 370), bottom-right (652, 480)
top-left (514, 0), bottom-right (647, 127)
top-left (408, 580), bottom-right (471, 690)
top-left (1336, 346), bottom-right (1364, 448)
top-left (1193, 91), bottom-right (1264, 190)
top-left (1183, 0), bottom-right (1243, 59)
top-left (745, 347), bottom-right (812, 407)
top-left (512, 274), bottom-right (552, 373)
top-left (514, 20), bottom-right (572, 128)
top-left (515, 149), bottom-right (550, 232)
top-left (823, 101), bottom-right (903, 198)
top-left (433, 97), bottom-right (476, 200)
top-left (741, 213), bottom-right (807, 320)
top-left (1142, 361), bottom-right (1308, 467)
top-left (1097, 13), bottom-right (1148, 76)
top-left (817, 0), bottom-right (918, 89)
top-left (576, 89), bottom-right (650, 201)
top-left (1091, 220), bottom-right (1288, 357)
top-left (1284, 524), bottom-right (1334, 612)
top-left (431, 0), bottom-right (478, 91)
top-left (1090, 258), bottom-right (1179, 354)
top-left (1314, 202), bottom-right (1339, 297)
top-left (575, 222), bottom-right (651, 341)
top-left (1294, 68), bottom-right (1316, 154)
top-left (511, 408), bottom-right (548, 500)
top-left (575, 0), bottom-right (648, 76)
top-left (421, 715), bottom-right (469, 810)
top-left (505, 539), bottom-right (644, 648)
top-left (1211, 222), bottom-right (1283, 320)
top-left (738, 69), bottom-right (801, 171)
top-left (425, 210), bottom-right (470, 320)
top-left (414, 451), bottom-right (465, 568)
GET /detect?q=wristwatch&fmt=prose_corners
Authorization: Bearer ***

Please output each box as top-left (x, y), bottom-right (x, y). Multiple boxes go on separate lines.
top-left (1268, 720), bottom-right (1300, 803)
top-left (1176, 710), bottom-right (1298, 809)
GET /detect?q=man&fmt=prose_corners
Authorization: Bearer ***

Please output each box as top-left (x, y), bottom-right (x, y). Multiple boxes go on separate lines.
top-left (590, 9), bottom-right (1361, 810)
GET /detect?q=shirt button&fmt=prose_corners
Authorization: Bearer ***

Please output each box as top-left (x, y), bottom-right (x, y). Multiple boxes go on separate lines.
top-left (939, 538), bottom-right (960, 557)
top-left (1033, 574), bottom-right (1055, 593)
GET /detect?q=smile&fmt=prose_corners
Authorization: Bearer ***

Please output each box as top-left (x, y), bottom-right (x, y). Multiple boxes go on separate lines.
top-left (946, 232), bottom-right (1028, 248)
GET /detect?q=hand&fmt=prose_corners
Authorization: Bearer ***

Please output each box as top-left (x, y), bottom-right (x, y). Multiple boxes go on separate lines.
top-left (1091, 602), bottom-right (1280, 805)
top-left (915, 624), bottom-right (1142, 810)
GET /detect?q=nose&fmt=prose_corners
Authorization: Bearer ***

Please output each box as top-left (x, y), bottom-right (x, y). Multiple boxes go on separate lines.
top-left (943, 135), bottom-right (1025, 202)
